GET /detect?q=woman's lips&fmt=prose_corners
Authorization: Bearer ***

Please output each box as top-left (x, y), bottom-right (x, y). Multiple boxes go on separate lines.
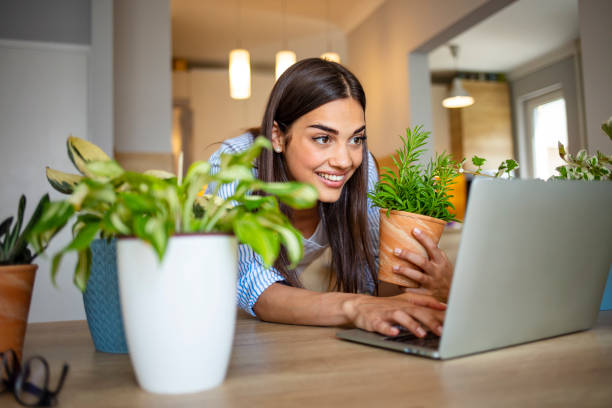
top-left (316, 172), bottom-right (347, 188)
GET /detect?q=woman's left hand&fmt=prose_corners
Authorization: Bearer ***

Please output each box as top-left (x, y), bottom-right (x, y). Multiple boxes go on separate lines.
top-left (392, 228), bottom-right (453, 303)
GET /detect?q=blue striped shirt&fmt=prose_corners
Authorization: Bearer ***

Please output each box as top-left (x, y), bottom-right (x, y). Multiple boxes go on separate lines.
top-left (206, 133), bottom-right (380, 316)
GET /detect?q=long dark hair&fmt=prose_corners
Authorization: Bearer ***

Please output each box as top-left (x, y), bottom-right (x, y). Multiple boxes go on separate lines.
top-left (255, 58), bottom-right (377, 294)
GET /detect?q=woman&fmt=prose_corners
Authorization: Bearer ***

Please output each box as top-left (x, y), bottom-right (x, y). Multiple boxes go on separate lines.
top-left (207, 58), bottom-right (452, 338)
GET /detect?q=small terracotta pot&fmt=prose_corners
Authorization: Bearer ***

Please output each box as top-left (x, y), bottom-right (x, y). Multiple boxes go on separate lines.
top-left (378, 209), bottom-right (446, 287)
top-left (0, 264), bottom-right (37, 361)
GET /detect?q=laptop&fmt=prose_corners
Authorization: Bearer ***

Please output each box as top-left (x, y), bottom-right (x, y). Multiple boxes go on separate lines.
top-left (337, 179), bottom-right (612, 359)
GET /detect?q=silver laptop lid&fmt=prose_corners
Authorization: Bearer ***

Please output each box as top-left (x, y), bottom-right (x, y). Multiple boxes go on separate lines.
top-left (439, 179), bottom-right (612, 359)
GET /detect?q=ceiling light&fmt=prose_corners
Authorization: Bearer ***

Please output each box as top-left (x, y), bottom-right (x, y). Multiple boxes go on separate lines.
top-left (275, 50), bottom-right (296, 80)
top-left (320, 52), bottom-right (340, 63)
top-left (319, 0), bottom-right (340, 63)
top-left (442, 45), bottom-right (474, 109)
top-left (229, 49), bottom-right (251, 100)
top-left (442, 78), bottom-right (474, 108)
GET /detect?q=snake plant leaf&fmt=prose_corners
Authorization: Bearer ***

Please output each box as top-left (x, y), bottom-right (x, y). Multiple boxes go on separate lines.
top-left (67, 136), bottom-right (112, 177)
top-left (46, 167), bottom-right (83, 194)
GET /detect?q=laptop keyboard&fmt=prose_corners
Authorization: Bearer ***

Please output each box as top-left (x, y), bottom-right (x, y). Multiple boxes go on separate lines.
top-left (384, 330), bottom-right (440, 349)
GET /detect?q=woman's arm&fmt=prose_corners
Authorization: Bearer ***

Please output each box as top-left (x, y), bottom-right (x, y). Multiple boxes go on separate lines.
top-left (254, 283), bottom-right (446, 337)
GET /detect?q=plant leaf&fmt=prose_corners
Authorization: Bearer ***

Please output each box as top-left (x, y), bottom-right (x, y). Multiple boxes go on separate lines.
top-left (233, 213), bottom-right (280, 267)
top-left (67, 136), bottom-right (112, 176)
top-left (46, 167), bottom-right (83, 194)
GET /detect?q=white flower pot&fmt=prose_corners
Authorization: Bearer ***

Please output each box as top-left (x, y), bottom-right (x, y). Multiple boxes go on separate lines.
top-left (116, 233), bottom-right (238, 394)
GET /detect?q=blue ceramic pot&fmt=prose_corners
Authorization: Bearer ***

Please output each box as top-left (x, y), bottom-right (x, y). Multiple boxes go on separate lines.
top-left (83, 239), bottom-right (128, 353)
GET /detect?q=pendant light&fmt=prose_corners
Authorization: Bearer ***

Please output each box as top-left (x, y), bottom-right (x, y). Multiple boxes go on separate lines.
top-left (320, 0), bottom-right (340, 63)
top-left (229, 0), bottom-right (251, 99)
top-left (275, 0), bottom-right (296, 80)
top-left (442, 45), bottom-right (474, 109)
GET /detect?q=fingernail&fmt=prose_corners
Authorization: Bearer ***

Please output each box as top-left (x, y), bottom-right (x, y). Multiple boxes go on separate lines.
top-left (437, 325), bottom-right (443, 335)
top-left (413, 227), bottom-right (422, 235)
top-left (393, 265), bottom-right (399, 272)
top-left (394, 248), bottom-right (401, 255)
top-left (417, 327), bottom-right (426, 337)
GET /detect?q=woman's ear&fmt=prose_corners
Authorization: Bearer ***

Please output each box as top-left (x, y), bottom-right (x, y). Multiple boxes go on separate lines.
top-left (271, 121), bottom-right (284, 153)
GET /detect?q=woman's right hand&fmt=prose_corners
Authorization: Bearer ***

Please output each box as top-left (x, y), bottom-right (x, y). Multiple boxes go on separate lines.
top-left (342, 292), bottom-right (446, 338)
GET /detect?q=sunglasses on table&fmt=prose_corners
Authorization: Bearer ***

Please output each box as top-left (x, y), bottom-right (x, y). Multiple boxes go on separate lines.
top-left (0, 349), bottom-right (69, 407)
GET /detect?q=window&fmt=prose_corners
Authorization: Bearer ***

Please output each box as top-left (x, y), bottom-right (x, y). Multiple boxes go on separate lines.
top-left (525, 90), bottom-right (568, 179)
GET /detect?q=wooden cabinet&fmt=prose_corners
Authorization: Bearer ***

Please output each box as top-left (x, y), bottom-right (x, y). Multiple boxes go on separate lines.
top-left (450, 79), bottom-right (515, 171)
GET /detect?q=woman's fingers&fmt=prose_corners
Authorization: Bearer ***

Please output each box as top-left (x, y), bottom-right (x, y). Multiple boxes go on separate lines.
top-left (412, 228), bottom-right (443, 263)
top-left (400, 291), bottom-right (446, 310)
top-left (411, 308), bottom-right (444, 336)
top-left (393, 265), bottom-right (430, 284)
top-left (388, 310), bottom-right (427, 338)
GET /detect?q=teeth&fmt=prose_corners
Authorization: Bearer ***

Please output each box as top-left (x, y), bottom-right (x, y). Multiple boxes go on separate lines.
top-left (318, 173), bottom-right (343, 182)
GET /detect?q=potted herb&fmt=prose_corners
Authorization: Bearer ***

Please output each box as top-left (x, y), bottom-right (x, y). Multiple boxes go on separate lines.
top-left (550, 116), bottom-right (611, 180)
top-left (0, 194), bottom-right (61, 361)
top-left (369, 126), bottom-right (517, 288)
top-left (28, 136), bottom-right (318, 394)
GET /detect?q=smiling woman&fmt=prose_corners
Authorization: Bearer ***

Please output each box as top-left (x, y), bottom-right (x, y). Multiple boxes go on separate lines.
top-left (206, 58), bottom-right (450, 339)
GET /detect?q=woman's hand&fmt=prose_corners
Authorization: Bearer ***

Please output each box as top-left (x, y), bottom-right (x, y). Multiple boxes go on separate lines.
top-left (342, 292), bottom-right (446, 337)
top-left (393, 227), bottom-right (454, 303)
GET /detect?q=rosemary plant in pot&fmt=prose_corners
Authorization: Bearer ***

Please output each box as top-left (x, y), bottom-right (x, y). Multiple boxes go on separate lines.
top-left (29, 136), bottom-right (318, 394)
top-left (369, 126), bottom-right (517, 288)
top-left (0, 194), bottom-right (60, 361)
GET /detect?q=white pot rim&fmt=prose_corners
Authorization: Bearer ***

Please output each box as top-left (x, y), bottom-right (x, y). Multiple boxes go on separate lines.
top-left (117, 232), bottom-right (234, 241)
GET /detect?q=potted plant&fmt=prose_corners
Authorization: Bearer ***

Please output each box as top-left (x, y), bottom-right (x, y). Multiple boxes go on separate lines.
top-left (28, 136), bottom-right (318, 394)
top-left (45, 136), bottom-right (177, 354)
top-left (369, 126), bottom-right (517, 288)
top-left (550, 116), bottom-right (611, 180)
top-left (46, 136), bottom-right (131, 354)
top-left (0, 194), bottom-right (61, 361)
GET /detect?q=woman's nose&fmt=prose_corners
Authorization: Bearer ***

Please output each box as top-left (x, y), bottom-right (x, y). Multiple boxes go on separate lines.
top-left (328, 144), bottom-right (352, 169)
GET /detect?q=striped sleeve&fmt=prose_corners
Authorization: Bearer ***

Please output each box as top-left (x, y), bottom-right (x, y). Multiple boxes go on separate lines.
top-left (365, 151), bottom-right (380, 293)
top-left (205, 133), bottom-right (286, 316)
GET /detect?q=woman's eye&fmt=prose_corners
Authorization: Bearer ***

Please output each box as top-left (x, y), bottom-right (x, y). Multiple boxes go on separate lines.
top-left (313, 135), bottom-right (330, 144)
top-left (350, 135), bottom-right (367, 145)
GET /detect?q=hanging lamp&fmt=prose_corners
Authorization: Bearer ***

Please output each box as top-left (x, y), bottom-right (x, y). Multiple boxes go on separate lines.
top-left (320, 0), bottom-right (340, 63)
top-left (229, 0), bottom-right (251, 99)
top-left (442, 45), bottom-right (474, 109)
top-left (275, 0), bottom-right (296, 80)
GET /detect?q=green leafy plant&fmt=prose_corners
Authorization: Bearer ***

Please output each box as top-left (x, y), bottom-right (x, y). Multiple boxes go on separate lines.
top-left (28, 136), bottom-right (318, 291)
top-left (551, 116), bottom-right (611, 180)
top-left (368, 126), bottom-right (518, 222)
top-left (1, 194), bottom-right (61, 265)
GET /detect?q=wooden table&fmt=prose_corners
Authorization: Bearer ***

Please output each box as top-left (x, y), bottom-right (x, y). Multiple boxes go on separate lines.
top-left (2, 311), bottom-right (611, 407)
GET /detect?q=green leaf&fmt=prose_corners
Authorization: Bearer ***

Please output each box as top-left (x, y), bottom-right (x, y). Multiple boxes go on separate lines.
top-left (73, 248), bottom-right (92, 292)
top-left (67, 136), bottom-right (112, 176)
top-left (233, 213), bottom-right (280, 267)
top-left (256, 214), bottom-right (303, 269)
top-left (256, 182), bottom-right (318, 209)
top-left (87, 160), bottom-right (125, 179)
top-left (471, 156), bottom-right (486, 167)
top-left (45, 167), bottom-right (83, 194)
top-left (67, 222), bottom-right (100, 252)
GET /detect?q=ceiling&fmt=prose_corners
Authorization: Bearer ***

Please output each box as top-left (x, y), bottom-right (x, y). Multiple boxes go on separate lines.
top-left (428, 0), bottom-right (579, 73)
top-left (171, 0), bottom-right (385, 66)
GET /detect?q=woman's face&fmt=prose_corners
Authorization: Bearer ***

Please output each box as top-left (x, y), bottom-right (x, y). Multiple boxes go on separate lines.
top-left (273, 98), bottom-right (366, 203)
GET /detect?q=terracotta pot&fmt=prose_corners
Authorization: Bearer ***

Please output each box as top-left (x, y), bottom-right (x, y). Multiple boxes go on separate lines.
top-left (378, 209), bottom-right (446, 287)
top-left (0, 264), bottom-right (37, 361)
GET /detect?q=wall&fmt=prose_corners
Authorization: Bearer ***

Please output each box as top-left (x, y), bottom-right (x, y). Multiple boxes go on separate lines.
top-left (0, 0), bottom-right (90, 44)
top-left (0, 41), bottom-right (89, 323)
top-left (346, 0), bottom-right (506, 161)
top-left (183, 69), bottom-right (274, 162)
top-left (114, 0), bottom-right (172, 155)
top-left (430, 84), bottom-right (452, 155)
top-left (578, 0), bottom-right (612, 155)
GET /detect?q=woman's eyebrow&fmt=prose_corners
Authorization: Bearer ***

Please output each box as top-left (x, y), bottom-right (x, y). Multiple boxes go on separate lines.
top-left (308, 124), bottom-right (366, 135)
